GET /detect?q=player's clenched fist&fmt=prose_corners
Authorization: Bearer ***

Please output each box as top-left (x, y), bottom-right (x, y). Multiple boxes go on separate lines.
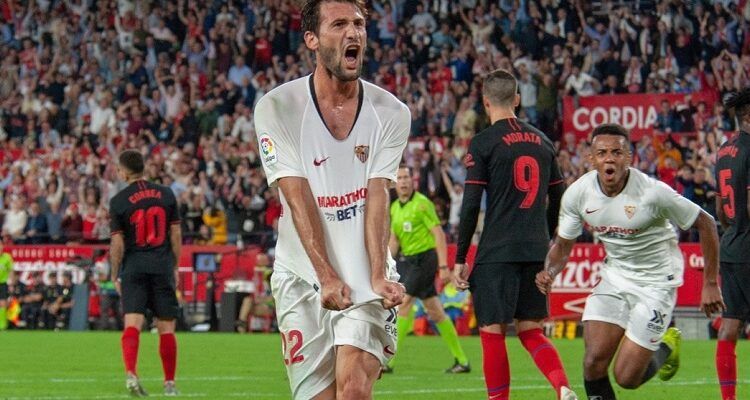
top-left (535, 270), bottom-right (554, 295)
top-left (320, 276), bottom-right (353, 311)
top-left (372, 278), bottom-right (405, 309)
top-left (699, 281), bottom-right (726, 318)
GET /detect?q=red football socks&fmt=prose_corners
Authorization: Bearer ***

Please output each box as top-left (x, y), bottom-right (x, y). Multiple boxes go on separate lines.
top-left (121, 327), bottom-right (140, 375)
top-left (519, 328), bottom-right (569, 394)
top-left (480, 330), bottom-right (510, 400)
top-left (159, 333), bottom-right (177, 382)
top-left (716, 339), bottom-right (737, 400)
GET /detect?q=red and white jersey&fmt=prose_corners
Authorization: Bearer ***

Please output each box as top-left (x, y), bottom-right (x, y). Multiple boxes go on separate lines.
top-left (254, 75), bottom-right (410, 304)
top-left (558, 168), bottom-right (701, 287)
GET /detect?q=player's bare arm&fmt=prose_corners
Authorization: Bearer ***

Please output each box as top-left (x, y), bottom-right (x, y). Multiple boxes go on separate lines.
top-left (453, 180), bottom-right (484, 291)
top-left (170, 224), bottom-right (182, 287)
top-left (388, 229), bottom-right (399, 259)
top-left (366, 177), bottom-right (405, 309)
top-left (278, 176), bottom-right (352, 311)
top-left (692, 210), bottom-right (726, 317)
top-left (110, 233), bottom-right (124, 294)
top-left (430, 225), bottom-right (450, 283)
top-left (440, 165), bottom-right (455, 198)
top-left (716, 195), bottom-right (729, 229)
top-left (536, 236), bottom-right (576, 295)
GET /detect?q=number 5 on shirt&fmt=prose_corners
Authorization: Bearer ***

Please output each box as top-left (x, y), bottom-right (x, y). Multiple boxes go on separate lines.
top-left (719, 169), bottom-right (735, 219)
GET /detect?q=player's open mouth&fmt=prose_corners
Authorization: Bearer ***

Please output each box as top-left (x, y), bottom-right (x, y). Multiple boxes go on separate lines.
top-left (344, 45), bottom-right (360, 67)
top-left (603, 166), bottom-right (616, 179)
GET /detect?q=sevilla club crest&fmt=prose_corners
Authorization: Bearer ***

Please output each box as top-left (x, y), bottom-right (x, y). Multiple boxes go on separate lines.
top-left (354, 145), bottom-right (369, 163)
top-left (624, 205), bottom-right (636, 219)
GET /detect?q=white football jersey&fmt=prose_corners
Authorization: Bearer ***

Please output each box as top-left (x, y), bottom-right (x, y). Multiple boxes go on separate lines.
top-left (558, 168), bottom-right (701, 287)
top-left (254, 75), bottom-right (410, 304)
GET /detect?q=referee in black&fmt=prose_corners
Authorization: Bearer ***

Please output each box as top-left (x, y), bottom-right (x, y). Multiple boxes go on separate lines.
top-left (110, 150), bottom-right (182, 397)
top-left (453, 69), bottom-right (577, 400)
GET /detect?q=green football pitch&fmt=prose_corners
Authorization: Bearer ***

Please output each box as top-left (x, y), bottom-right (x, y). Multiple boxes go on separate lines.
top-left (1, 331), bottom-right (747, 399)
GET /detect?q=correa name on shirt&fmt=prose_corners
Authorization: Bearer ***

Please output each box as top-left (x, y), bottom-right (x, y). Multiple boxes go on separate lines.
top-left (128, 189), bottom-right (162, 204)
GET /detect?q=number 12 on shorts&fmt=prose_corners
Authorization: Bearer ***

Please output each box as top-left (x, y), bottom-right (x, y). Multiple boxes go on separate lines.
top-left (281, 330), bottom-right (304, 366)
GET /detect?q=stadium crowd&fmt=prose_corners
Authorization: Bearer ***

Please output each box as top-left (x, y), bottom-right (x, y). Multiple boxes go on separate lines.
top-left (0, 0), bottom-right (748, 249)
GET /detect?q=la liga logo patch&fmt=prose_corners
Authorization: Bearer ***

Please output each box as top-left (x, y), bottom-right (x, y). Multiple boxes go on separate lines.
top-left (259, 133), bottom-right (277, 165)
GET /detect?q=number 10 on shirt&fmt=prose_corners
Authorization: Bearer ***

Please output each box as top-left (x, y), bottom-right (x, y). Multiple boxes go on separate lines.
top-left (129, 206), bottom-right (167, 247)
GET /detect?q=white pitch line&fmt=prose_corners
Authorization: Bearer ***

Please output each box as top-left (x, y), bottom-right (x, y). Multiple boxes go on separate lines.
top-left (375, 378), bottom-right (750, 395)
top-left (0, 375), bottom-right (266, 384)
top-left (5, 377), bottom-right (748, 399)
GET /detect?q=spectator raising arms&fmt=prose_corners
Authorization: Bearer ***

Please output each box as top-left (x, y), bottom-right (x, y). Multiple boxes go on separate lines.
top-left (0, 0), bottom-right (744, 252)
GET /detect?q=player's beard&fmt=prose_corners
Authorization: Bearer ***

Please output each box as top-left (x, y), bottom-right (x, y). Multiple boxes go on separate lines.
top-left (319, 44), bottom-right (361, 82)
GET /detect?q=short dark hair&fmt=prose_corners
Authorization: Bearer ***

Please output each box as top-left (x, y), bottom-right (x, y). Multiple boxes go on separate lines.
top-left (482, 69), bottom-right (517, 107)
top-left (724, 88), bottom-right (750, 120)
top-left (301, 0), bottom-right (367, 35)
top-left (398, 163), bottom-right (414, 177)
top-left (118, 150), bottom-right (145, 175)
top-left (591, 123), bottom-right (630, 141)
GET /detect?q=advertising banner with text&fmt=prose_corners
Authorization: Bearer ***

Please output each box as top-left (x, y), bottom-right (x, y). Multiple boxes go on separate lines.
top-left (447, 243), bottom-right (706, 320)
top-left (6, 245), bottom-right (260, 302)
top-left (562, 92), bottom-right (718, 141)
top-left (10, 243), bottom-right (706, 313)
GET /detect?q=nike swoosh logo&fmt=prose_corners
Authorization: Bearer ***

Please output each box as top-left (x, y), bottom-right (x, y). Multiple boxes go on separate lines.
top-left (585, 208), bottom-right (600, 214)
top-left (313, 157), bottom-right (330, 166)
top-left (384, 346), bottom-right (395, 356)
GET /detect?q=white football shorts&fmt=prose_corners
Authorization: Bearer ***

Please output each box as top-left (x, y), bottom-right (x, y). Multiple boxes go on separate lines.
top-left (270, 270), bottom-right (398, 399)
top-left (582, 268), bottom-right (676, 351)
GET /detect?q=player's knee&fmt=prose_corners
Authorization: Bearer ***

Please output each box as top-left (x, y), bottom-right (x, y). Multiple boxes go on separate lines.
top-left (583, 352), bottom-right (609, 376)
top-left (614, 372), bottom-right (642, 390)
top-left (425, 307), bottom-right (446, 323)
top-left (718, 329), bottom-right (739, 342)
top-left (718, 321), bottom-right (741, 342)
top-left (338, 379), bottom-right (370, 400)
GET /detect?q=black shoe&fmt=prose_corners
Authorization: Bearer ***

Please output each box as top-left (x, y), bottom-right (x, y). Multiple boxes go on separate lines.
top-left (445, 359), bottom-right (471, 373)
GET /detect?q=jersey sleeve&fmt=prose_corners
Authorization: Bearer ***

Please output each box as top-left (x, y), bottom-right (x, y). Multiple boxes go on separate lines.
top-left (557, 181), bottom-right (583, 240)
top-left (109, 198), bottom-right (124, 236)
top-left (369, 103), bottom-right (410, 181)
top-left (463, 138), bottom-right (488, 185)
top-left (654, 180), bottom-right (701, 230)
top-left (253, 95), bottom-right (305, 186)
top-left (420, 199), bottom-right (441, 230)
top-left (167, 190), bottom-right (181, 225)
top-left (549, 150), bottom-right (565, 187)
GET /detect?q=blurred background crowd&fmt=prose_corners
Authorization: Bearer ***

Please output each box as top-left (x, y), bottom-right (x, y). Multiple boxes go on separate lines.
top-left (0, 0), bottom-right (748, 249)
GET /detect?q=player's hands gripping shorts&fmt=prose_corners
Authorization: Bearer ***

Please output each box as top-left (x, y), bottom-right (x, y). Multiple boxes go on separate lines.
top-left (271, 270), bottom-right (398, 400)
